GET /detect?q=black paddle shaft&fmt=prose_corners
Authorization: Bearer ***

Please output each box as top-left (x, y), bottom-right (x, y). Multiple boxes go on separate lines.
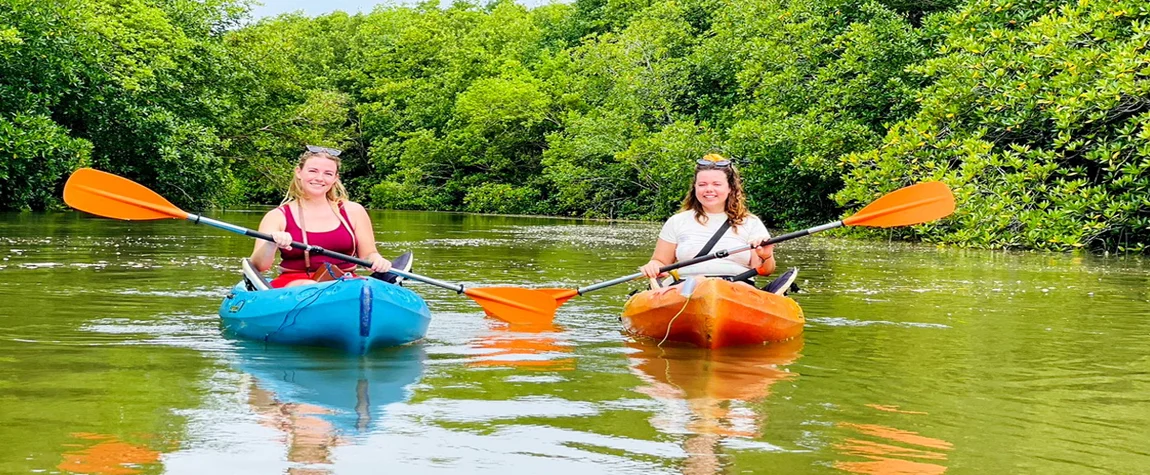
top-left (189, 214), bottom-right (463, 292)
top-left (576, 220), bottom-right (843, 294)
top-left (656, 222), bottom-right (840, 274)
top-left (243, 229), bottom-right (374, 268)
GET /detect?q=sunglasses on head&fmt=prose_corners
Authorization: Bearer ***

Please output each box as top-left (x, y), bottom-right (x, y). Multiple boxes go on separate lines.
top-left (696, 158), bottom-right (731, 168)
top-left (306, 144), bottom-right (342, 157)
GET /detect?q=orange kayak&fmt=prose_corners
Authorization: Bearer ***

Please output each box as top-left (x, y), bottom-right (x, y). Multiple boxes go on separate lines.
top-left (621, 277), bottom-right (804, 348)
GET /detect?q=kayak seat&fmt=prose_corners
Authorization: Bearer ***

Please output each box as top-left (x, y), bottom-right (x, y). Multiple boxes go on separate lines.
top-left (241, 258), bottom-right (271, 291)
top-left (763, 267), bottom-right (800, 296)
top-left (370, 251), bottom-right (414, 285)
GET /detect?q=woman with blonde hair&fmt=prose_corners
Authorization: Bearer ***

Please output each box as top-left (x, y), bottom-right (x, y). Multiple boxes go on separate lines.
top-left (250, 145), bottom-right (393, 288)
top-left (639, 153), bottom-right (796, 293)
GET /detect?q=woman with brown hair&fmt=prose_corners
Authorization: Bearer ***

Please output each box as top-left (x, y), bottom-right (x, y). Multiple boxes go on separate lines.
top-left (638, 153), bottom-right (795, 293)
top-left (249, 145), bottom-right (392, 288)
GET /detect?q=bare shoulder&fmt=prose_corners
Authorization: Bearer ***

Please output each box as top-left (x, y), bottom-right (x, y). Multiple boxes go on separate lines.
top-left (342, 200), bottom-right (372, 223)
top-left (259, 205), bottom-right (287, 229)
top-left (342, 200), bottom-right (368, 215)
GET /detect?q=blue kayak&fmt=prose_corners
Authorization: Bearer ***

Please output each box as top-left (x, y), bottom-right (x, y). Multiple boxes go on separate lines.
top-left (218, 259), bottom-right (431, 353)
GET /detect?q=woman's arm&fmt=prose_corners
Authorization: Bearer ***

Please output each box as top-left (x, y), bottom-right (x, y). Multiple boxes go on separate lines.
top-left (346, 201), bottom-right (391, 273)
top-left (639, 239), bottom-right (678, 278)
top-left (749, 242), bottom-right (776, 276)
top-left (746, 216), bottom-right (775, 275)
top-left (250, 209), bottom-right (287, 272)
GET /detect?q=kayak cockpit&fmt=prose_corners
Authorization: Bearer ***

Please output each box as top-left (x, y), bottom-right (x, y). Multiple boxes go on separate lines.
top-left (241, 257), bottom-right (271, 291)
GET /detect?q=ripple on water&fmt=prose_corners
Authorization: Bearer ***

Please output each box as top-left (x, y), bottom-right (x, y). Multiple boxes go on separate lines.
top-left (809, 317), bottom-right (951, 329)
top-left (116, 288), bottom-right (231, 298)
top-left (504, 224), bottom-right (657, 248)
top-left (424, 238), bottom-right (514, 247)
top-left (4, 211), bottom-right (1149, 474)
top-left (75, 312), bottom-right (230, 352)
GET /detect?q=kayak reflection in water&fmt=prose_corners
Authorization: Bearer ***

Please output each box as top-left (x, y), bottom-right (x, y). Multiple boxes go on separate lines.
top-left (249, 382), bottom-right (342, 474)
top-left (628, 337), bottom-right (804, 474)
top-left (236, 343), bottom-right (426, 472)
top-left (249, 381), bottom-right (338, 473)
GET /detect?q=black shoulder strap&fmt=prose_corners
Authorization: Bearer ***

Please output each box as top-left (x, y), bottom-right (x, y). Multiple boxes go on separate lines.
top-left (694, 219), bottom-right (731, 258)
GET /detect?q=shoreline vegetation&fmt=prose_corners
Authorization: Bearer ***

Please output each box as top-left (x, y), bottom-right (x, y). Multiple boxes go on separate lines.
top-left (2, 0), bottom-right (1147, 253)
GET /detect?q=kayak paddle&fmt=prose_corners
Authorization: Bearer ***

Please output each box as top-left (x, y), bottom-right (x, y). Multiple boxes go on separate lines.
top-left (62, 168), bottom-right (562, 325)
top-left (539, 180), bottom-right (957, 309)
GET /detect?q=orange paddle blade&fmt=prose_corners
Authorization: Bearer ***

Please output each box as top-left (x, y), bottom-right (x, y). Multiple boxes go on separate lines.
top-left (64, 168), bottom-right (188, 221)
top-left (537, 288), bottom-right (580, 304)
top-left (464, 287), bottom-right (569, 325)
top-left (843, 181), bottom-right (955, 228)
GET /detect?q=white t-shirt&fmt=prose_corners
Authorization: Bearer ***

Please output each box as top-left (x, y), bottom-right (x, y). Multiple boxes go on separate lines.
top-left (657, 211), bottom-right (771, 277)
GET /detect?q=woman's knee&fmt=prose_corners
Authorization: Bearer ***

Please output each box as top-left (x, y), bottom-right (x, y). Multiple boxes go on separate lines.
top-left (285, 279), bottom-right (318, 288)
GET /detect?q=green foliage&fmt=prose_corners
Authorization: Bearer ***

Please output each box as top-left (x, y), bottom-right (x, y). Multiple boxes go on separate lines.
top-left (0, 0), bottom-right (250, 210)
top-left (539, 0), bottom-right (701, 219)
top-left (220, 14), bottom-right (360, 204)
top-left (616, 121), bottom-right (721, 219)
top-left (4, 0), bottom-right (1148, 252)
top-left (839, 0), bottom-right (1150, 252)
top-left (346, 2), bottom-right (565, 212)
top-left (370, 180), bottom-right (433, 210)
top-left (462, 182), bottom-right (542, 214)
top-left (540, 110), bottom-right (641, 217)
top-left (570, 0), bottom-right (656, 36)
top-left (696, 0), bottom-right (930, 225)
top-left (0, 114), bottom-right (92, 210)
top-left (724, 119), bottom-right (844, 227)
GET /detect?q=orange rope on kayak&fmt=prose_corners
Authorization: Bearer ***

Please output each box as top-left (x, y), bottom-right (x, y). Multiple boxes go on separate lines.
top-left (658, 297), bottom-right (692, 347)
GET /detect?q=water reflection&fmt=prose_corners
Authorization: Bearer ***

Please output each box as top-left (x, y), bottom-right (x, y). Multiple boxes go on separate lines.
top-left (6, 210), bottom-right (1150, 474)
top-left (57, 433), bottom-right (161, 475)
top-left (628, 337), bottom-right (804, 474)
top-left (833, 406), bottom-right (953, 474)
top-left (468, 321), bottom-right (575, 371)
top-left (231, 343), bottom-right (426, 472)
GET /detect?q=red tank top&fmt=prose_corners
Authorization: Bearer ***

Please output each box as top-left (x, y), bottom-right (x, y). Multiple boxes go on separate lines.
top-left (278, 203), bottom-right (356, 272)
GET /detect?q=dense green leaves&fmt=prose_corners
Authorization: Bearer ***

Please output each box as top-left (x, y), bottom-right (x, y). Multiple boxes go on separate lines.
top-left (0, 0), bottom-right (246, 210)
top-left (0, 114), bottom-right (91, 210)
top-left (2, 0), bottom-right (1147, 252)
top-left (838, 0), bottom-right (1150, 251)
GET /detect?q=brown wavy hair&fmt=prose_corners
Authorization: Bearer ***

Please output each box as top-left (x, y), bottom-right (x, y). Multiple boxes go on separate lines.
top-left (680, 153), bottom-right (750, 228)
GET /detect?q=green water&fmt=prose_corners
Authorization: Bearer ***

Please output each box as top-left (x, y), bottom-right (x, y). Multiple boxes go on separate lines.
top-left (1, 210), bottom-right (1147, 474)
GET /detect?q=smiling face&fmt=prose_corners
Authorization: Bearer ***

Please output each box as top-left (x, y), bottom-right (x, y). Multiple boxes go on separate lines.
top-left (295, 155), bottom-right (339, 198)
top-left (694, 169), bottom-right (731, 213)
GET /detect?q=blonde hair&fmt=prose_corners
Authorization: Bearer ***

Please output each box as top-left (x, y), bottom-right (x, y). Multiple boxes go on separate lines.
top-left (281, 150), bottom-right (357, 258)
top-left (282, 151), bottom-right (350, 205)
top-left (680, 153), bottom-right (750, 227)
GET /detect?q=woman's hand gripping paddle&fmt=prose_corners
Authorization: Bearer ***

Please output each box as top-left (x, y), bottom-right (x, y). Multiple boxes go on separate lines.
top-left (539, 181), bottom-right (957, 313)
top-left (63, 168), bottom-right (563, 325)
